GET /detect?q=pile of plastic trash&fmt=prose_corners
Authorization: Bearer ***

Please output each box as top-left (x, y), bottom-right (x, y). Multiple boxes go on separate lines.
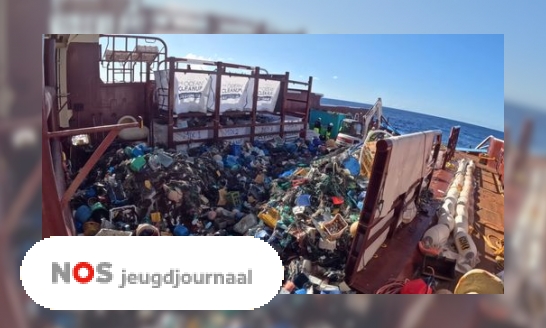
top-left (69, 137), bottom-right (369, 293)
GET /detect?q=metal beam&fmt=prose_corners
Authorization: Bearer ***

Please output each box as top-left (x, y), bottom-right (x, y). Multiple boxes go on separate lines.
top-left (60, 129), bottom-right (119, 207)
top-left (47, 118), bottom-right (142, 139)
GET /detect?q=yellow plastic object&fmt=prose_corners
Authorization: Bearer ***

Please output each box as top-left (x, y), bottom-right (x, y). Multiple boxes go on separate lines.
top-left (258, 208), bottom-right (280, 228)
top-left (293, 168), bottom-right (309, 177)
top-left (144, 180), bottom-right (152, 189)
top-left (349, 221), bottom-right (359, 238)
top-left (151, 212), bottom-right (162, 223)
top-left (83, 221), bottom-right (101, 236)
top-left (454, 269), bottom-right (504, 294)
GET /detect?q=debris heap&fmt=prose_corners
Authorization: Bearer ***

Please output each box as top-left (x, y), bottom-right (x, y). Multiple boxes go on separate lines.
top-left (70, 138), bottom-right (369, 293)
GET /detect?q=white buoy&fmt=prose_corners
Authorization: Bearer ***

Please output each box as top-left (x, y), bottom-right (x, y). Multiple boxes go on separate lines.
top-left (455, 175), bottom-right (465, 188)
top-left (454, 231), bottom-right (477, 260)
top-left (447, 186), bottom-right (460, 199)
top-left (423, 224), bottom-right (451, 247)
top-left (443, 197), bottom-right (456, 215)
top-left (459, 190), bottom-right (470, 202)
top-left (444, 195), bottom-right (458, 210)
top-left (438, 211), bottom-right (455, 231)
top-left (456, 204), bottom-right (467, 217)
top-left (455, 213), bottom-right (469, 233)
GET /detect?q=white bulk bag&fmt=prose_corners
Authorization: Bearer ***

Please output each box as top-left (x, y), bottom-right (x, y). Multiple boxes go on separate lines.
top-left (206, 75), bottom-right (251, 113)
top-left (173, 72), bottom-right (211, 114)
top-left (245, 78), bottom-right (281, 112)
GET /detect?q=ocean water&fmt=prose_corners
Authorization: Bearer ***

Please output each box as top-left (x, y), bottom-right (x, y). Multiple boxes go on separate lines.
top-left (321, 98), bottom-right (505, 148)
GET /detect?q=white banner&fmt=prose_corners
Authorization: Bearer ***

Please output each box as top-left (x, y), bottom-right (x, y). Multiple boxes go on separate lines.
top-left (174, 72), bottom-right (211, 114)
top-left (153, 71), bottom-right (211, 114)
top-left (245, 79), bottom-right (281, 112)
top-left (206, 75), bottom-right (251, 113)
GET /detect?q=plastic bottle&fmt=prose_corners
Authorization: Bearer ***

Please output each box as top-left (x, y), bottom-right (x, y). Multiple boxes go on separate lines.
top-left (156, 150), bottom-right (174, 168)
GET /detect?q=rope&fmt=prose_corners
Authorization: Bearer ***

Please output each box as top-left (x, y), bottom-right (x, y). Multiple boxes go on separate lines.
top-left (376, 279), bottom-right (410, 294)
top-left (484, 234), bottom-right (504, 269)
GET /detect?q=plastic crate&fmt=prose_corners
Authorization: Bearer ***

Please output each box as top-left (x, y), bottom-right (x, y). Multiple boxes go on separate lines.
top-left (258, 208), bottom-right (280, 228)
top-left (227, 191), bottom-right (241, 207)
top-left (322, 213), bottom-right (348, 240)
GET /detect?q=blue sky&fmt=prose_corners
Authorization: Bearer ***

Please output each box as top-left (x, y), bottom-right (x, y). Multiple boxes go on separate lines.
top-left (149, 34), bottom-right (504, 131)
top-left (140, 0), bottom-right (546, 131)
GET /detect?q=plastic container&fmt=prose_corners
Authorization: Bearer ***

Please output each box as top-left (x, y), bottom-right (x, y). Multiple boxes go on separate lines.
top-left (156, 151), bottom-right (174, 168)
top-left (258, 208), bottom-right (280, 228)
top-left (323, 213), bottom-right (349, 240)
top-left (233, 214), bottom-right (258, 235)
top-left (130, 156), bottom-right (147, 172)
top-left (422, 224), bottom-right (450, 247)
top-left (74, 205), bottom-right (92, 223)
top-left (320, 286), bottom-right (342, 294)
top-left (83, 221), bottom-right (101, 236)
top-left (148, 155), bottom-right (161, 171)
top-left (296, 194), bottom-right (311, 207)
top-left (230, 144), bottom-right (243, 156)
top-left (90, 202), bottom-right (109, 221)
top-left (173, 225), bottom-right (190, 236)
top-left (438, 211), bottom-right (455, 231)
top-left (454, 231), bottom-right (477, 260)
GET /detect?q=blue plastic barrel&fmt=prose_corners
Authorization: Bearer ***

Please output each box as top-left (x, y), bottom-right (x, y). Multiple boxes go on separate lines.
top-left (74, 205), bottom-right (92, 223)
top-left (173, 225), bottom-right (190, 236)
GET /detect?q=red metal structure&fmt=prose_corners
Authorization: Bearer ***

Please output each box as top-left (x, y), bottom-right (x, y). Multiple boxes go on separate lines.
top-left (151, 57), bottom-right (313, 149)
top-left (442, 126), bottom-right (461, 169)
top-left (346, 131), bottom-right (442, 292)
top-left (40, 34), bottom-right (505, 295)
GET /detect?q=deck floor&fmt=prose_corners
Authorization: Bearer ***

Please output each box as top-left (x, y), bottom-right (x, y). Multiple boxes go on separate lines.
top-left (350, 152), bottom-right (504, 293)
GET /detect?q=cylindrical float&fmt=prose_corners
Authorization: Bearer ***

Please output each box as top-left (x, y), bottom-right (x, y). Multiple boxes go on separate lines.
top-left (422, 224), bottom-right (450, 247)
top-left (454, 213), bottom-right (469, 233)
top-left (455, 175), bottom-right (465, 189)
top-left (461, 190), bottom-right (472, 201)
top-left (447, 187), bottom-right (459, 200)
top-left (442, 197), bottom-right (456, 215)
top-left (445, 195), bottom-right (458, 211)
top-left (454, 231), bottom-right (477, 260)
top-left (438, 211), bottom-right (455, 231)
top-left (456, 204), bottom-right (467, 217)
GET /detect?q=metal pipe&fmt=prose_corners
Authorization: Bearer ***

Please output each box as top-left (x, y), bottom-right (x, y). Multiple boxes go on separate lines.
top-left (47, 117), bottom-right (142, 139)
top-left (60, 128), bottom-right (121, 207)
